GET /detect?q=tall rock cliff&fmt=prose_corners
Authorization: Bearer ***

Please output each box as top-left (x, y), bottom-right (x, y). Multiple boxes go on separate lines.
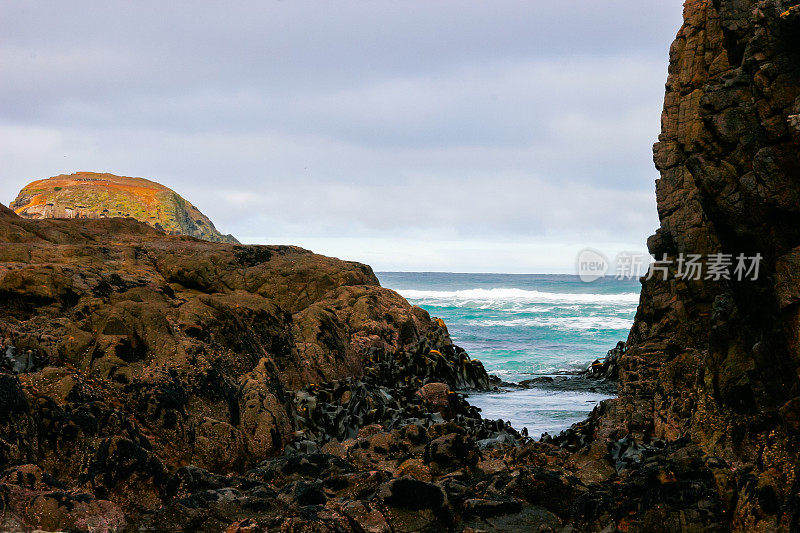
top-left (605, 0), bottom-right (800, 529)
top-left (9, 172), bottom-right (239, 244)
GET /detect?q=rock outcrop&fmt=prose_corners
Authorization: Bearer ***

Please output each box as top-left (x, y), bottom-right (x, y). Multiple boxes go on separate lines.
top-left (0, 208), bottom-right (502, 529)
top-left (6, 192), bottom-right (717, 532)
top-left (597, 0), bottom-right (800, 530)
top-left (0, 198), bottom-right (736, 531)
top-left (9, 172), bottom-right (239, 243)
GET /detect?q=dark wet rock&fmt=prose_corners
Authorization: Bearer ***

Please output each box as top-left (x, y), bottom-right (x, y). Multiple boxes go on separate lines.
top-left (462, 497), bottom-right (523, 518)
top-left (518, 376), bottom-right (554, 387)
top-left (541, 409), bottom-right (599, 452)
top-left (426, 432), bottom-right (479, 469)
top-left (378, 476), bottom-right (447, 510)
top-left (462, 504), bottom-right (562, 532)
top-left (488, 374), bottom-right (521, 388)
top-left (0, 373), bottom-right (29, 418)
top-left (517, 374), bottom-right (617, 396)
top-left (571, 441), bottom-right (727, 532)
top-left (249, 453), bottom-right (355, 483)
top-left (583, 341), bottom-right (624, 381)
top-left (143, 487), bottom-right (258, 533)
top-left (0, 374), bottom-right (36, 472)
top-left (510, 466), bottom-right (586, 518)
top-left (609, 436), bottom-right (651, 472)
top-left (283, 480), bottom-right (327, 506)
top-left (340, 500), bottom-right (391, 533)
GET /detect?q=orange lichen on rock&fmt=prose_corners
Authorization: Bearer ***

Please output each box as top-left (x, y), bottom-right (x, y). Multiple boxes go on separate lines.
top-left (9, 171), bottom-right (238, 243)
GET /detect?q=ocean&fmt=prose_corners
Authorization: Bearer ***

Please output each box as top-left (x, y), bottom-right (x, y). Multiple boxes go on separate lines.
top-left (376, 272), bottom-right (640, 437)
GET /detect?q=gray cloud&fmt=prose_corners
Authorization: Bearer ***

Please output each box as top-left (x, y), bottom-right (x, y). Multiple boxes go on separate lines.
top-left (0, 0), bottom-right (684, 272)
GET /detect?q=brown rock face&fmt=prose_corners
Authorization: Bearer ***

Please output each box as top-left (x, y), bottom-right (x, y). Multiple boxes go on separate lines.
top-left (9, 172), bottom-right (239, 243)
top-left (0, 210), bottom-right (462, 520)
top-left (416, 382), bottom-right (451, 412)
top-left (605, 0), bottom-right (800, 529)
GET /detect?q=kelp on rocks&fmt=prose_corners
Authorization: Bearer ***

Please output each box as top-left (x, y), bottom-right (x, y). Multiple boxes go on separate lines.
top-left (290, 338), bottom-right (518, 450)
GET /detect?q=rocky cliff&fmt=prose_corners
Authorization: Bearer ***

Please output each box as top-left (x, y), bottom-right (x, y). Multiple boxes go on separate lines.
top-left (10, 172), bottom-right (239, 244)
top-left (600, 0), bottom-right (800, 530)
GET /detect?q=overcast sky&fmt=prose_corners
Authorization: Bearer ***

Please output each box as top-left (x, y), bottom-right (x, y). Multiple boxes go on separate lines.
top-left (0, 1), bottom-right (684, 273)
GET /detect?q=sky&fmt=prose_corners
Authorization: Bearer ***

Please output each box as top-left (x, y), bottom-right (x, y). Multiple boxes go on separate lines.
top-left (0, 1), bottom-right (685, 273)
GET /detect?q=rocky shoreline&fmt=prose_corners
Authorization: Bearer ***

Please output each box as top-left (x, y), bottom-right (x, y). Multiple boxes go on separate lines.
top-left (0, 202), bottom-right (732, 531)
top-left (3, 0), bottom-right (800, 529)
top-left (485, 341), bottom-right (624, 396)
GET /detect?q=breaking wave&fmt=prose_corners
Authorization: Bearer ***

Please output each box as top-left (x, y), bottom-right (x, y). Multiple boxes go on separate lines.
top-left (397, 287), bottom-right (640, 306)
top-left (463, 315), bottom-right (634, 331)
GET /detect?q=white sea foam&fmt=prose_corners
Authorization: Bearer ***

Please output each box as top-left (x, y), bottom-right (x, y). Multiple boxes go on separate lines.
top-left (468, 388), bottom-right (615, 437)
top-left (398, 288), bottom-right (640, 306)
top-left (483, 360), bottom-right (593, 376)
top-left (463, 316), bottom-right (633, 331)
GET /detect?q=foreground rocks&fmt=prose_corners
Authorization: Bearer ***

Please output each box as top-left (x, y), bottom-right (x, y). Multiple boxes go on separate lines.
top-left (0, 205), bottom-right (500, 529)
top-left (0, 202), bottom-right (738, 531)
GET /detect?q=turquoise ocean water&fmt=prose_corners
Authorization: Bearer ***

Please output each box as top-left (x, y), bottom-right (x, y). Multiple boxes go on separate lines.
top-left (376, 272), bottom-right (641, 437)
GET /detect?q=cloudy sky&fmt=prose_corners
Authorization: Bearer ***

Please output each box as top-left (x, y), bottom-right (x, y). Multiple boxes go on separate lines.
top-left (0, 1), bottom-right (684, 273)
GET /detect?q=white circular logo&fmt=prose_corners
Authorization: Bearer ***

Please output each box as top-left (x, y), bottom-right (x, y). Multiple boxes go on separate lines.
top-left (576, 248), bottom-right (608, 282)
